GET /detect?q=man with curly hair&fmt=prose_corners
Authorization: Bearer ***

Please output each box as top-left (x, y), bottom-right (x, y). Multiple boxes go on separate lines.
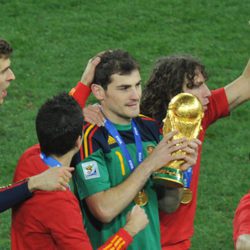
top-left (140, 55), bottom-right (250, 250)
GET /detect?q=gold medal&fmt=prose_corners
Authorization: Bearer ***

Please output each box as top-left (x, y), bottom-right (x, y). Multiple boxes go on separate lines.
top-left (134, 190), bottom-right (148, 206)
top-left (181, 188), bottom-right (192, 204)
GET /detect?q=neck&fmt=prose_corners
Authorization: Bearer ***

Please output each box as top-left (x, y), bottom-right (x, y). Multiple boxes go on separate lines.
top-left (50, 150), bottom-right (76, 167)
top-left (102, 109), bottom-right (131, 125)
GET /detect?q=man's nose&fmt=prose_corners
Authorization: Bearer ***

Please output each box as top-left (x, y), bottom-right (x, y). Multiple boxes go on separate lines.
top-left (203, 84), bottom-right (211, 97)
top-left (7, 68), bottom-right (15, 81)
top-left (130, 87), bottom-right (141, 100)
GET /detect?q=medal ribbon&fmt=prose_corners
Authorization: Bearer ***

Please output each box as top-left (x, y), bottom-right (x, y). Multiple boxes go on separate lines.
top-left (104, 118), bottom-right (144, 171)
top-left (40, 152), bottom-right (62, 168)
top-left (183, 167), bottom-right (192, 188)
top-left (40, 152), bottom-right (71, 190)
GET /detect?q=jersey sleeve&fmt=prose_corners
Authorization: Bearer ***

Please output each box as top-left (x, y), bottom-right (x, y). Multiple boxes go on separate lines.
top-left (233, 193), bottom-right (250, 244)
top-left (69, 82), bottom-right (91, 109)
top-left (0, 180), bottom-right (32, 213)
top-left (98, 228), bottom-right (133, 250)
top-left (74, 149), bottom-right (111, 200)
top-left (202, 88), bottom-right (230, 129)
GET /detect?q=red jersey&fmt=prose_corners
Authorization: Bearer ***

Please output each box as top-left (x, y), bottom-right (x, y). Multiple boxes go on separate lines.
top-left (233, 192), bottom-right (250, 247)
top-left (160, 88), bottom-right (230, 249)
top-left (11, 112), bottom-right (132, 249)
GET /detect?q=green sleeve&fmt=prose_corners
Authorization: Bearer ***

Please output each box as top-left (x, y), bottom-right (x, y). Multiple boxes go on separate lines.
top-left (74, 149), bottom-right (111, 200)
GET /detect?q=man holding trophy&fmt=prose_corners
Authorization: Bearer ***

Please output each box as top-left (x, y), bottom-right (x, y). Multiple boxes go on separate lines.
top-left (141, 55), bottom-right (250, 249)
top-left (81, 53), bottom-right (249, 249)
top-left (71, 50), bottom-right (200, 249)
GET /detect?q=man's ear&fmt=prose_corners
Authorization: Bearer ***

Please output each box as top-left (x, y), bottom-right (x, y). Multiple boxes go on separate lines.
top-left (91, 84), bottom-right (105, 101)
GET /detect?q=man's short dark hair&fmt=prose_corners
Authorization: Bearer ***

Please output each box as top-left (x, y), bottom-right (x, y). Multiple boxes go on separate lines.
top-left (0, 39), bottom-right (13, 59)
top-left (93, 49), bottom-right (140, 89)
top-left (141, 55), bottom-right (208, 122)
top-left (36, 93), bottom-right (83, 156)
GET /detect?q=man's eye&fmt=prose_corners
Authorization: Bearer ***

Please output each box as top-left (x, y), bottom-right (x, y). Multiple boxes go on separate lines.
top-left (119, 87), bottom-right (129, 90)
top-left (186, 82), bottom-right (194, 89)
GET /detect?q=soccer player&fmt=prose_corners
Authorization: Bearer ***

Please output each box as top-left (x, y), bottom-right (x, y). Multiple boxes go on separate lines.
top-left (140, 55), bottom-right (250, 249)
top-left (0, 38), bottom-right (74, 213)
top-left (72, 50), bottom-right (200, 249)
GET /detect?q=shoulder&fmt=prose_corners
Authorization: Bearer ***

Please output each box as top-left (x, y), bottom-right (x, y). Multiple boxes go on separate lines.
top-left (202, 88), bottom-right (229, 128)
top-left (136, 115), bottom-right (159, 128)
top-left (138, 114), bottom-right (157, 123)
top-left (19, 144), bottom-right (41, 160)
top-left (83, 123), bottom-right (108, 141)
top-left (134, 115), bottom-right (161, 141)
top-left (14, 144), bottom-right (47, 182)
top-left (236, 193), bottom-right (250, 214)
top-left (82, 123), bottom-right (110, 158)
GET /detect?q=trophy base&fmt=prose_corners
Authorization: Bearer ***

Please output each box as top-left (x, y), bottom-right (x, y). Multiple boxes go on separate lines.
top-left (152, 166), bottom-right (183, 188)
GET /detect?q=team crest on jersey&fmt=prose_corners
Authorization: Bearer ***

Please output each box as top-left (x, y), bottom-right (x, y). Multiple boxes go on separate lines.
top-left (108, 135), bottom-right (116, 145)
top-left (81, 161), bottom-right (100, 180)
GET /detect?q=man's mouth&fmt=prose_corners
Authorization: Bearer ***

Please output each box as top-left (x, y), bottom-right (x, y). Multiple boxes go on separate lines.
top-left (203, 101), bottom-right (209, 111)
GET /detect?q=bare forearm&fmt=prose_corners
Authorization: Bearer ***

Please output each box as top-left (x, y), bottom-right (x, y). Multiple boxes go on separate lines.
top-left (225, 59), bottom-right (250, 111)
top-left (225, 75), bottom-right (250, 110)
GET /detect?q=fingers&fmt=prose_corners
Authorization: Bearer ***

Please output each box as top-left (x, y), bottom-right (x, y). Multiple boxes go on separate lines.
top-left (180, 157), bottom-right (196, 171)
top-left (180, 146), bottom-right (196, 155)
top-left (60, 168), bottom-right (73, 179)
top-left (80, 54), bottom-right (102, 85)
top-left (131, 204), bottom-right (140, 214)
top-left (90, 56), bottom-right (101, 66)
top-left (187, 139), bottom-right (201, 150)
top-left (83, 105), bottom-right (105, 126)
top-left (180, 139), bottom-right (201, 170)
top-left (50, 167), bottom-right (74, 191)
top-left (162, 131), bottom-right (178, 142)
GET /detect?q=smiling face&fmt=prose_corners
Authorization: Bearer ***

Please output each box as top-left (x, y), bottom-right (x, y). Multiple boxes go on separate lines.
top-left (0, 57), bottom-right (15, 105)
top-left (92, 69), bottom-right (142, 124)
top-left (182, 69), bottom-right (211, 111)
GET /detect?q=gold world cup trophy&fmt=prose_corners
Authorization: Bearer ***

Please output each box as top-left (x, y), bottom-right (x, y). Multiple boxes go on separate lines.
top-left (153, 93), bottom-right (204, 202)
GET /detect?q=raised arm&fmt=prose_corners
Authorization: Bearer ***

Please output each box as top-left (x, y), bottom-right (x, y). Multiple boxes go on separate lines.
top-left (224, 59), bottom-right (250, 111)
top-left (69, 55), bottom-right (105, 126)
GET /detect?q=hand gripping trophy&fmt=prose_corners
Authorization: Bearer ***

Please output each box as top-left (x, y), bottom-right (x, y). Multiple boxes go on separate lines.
top-left (153, 93), bottom-right (203, 203)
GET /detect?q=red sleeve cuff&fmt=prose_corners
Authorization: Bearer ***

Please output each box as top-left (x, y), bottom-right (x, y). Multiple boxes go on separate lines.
top-left (98, 228), bottom-right (133, 250)
top-left (69, 82), bottom-right (91, 109)
top-left (117, 228), bottom-right (133, 247)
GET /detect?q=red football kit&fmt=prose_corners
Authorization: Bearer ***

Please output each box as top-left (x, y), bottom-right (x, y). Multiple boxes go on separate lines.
top-left (233, 192), bottom-right (250, 248)
top-left (160, 88), bottom-right (230, 250)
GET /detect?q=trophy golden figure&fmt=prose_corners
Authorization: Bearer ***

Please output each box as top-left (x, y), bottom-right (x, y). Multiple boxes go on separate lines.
top-left (153, 93), bottom-right (204, 195)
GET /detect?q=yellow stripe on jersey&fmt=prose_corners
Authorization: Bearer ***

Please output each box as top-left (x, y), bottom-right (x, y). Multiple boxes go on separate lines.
top-left (115, 151), bottom-right (126, 176)
top-left (84, 124), bottom-right (95, 158)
